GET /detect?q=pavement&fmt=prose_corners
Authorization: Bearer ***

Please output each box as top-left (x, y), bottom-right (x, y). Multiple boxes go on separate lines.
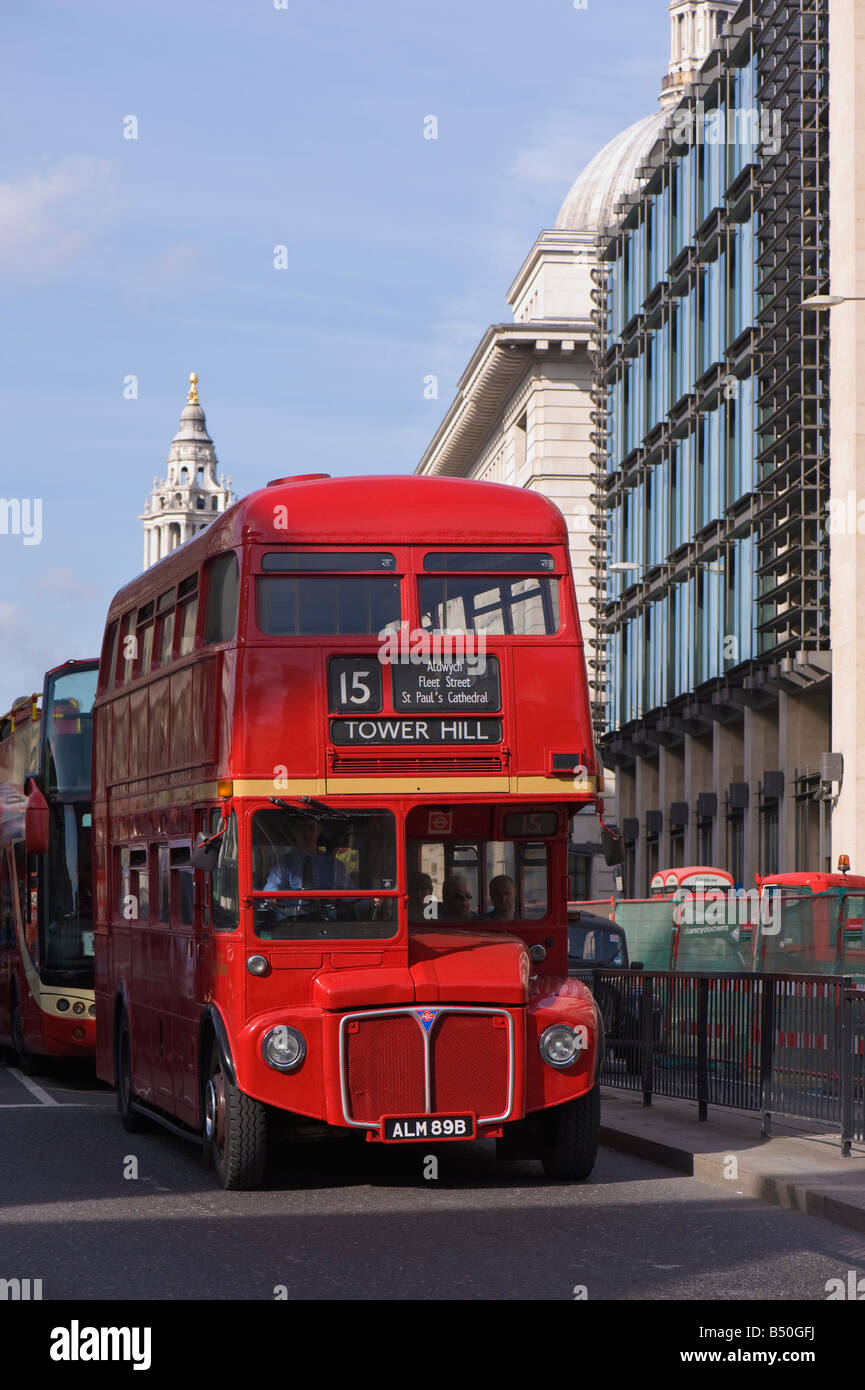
top-left (600, 1084), bottom-right (865, 1235)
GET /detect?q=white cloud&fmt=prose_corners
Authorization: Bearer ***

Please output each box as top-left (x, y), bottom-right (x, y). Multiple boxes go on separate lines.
top-left (0, 156), bottom-right (117, 276)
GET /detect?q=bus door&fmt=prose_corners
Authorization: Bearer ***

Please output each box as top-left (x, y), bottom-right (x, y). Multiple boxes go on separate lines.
top-left (148, 842), bottom-right (173, 1113)
top-left (170, 840), bottom-right (196, 1119)
top-left (116, 845), bottom-right (154, 1101)
top-left (137, 834), bottom-right (197, 1119)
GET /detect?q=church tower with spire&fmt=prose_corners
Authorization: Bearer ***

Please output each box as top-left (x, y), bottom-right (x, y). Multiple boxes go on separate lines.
top-left (140, 373), bottom-right (234, 570)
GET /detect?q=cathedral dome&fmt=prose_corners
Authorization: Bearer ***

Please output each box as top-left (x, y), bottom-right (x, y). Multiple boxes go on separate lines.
top-left (554, 110), bottom-right (667, 234)
top-left (554, 2), bottom-right (738, 235)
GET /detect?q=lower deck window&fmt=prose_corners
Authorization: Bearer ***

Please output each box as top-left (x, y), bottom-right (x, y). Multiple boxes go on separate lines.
top-left (409, 837), bottom-right (548, 925)
top-left (250, 806), bottom-right (397, 941)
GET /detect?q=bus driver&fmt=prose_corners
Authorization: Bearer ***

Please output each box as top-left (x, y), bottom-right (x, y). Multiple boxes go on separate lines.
top-left (263, 816), bottom-right (354, 892)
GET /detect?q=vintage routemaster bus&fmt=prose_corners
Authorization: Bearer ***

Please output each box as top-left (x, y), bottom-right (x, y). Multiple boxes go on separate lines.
top-left (93, 474), bottom-right (615, 1187)
top-left (0, 660), bottom-right (98, 1071)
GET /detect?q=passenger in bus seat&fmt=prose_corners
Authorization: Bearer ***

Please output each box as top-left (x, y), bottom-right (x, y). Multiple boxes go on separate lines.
top-left (408, 871), bottom-right (435, 923)
top-left (486, 875), bottom-right (516, 921)
top-left (440, 875), bottom-right (476, 923)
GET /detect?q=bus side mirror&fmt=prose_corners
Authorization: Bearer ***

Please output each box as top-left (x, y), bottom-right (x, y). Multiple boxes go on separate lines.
top-left (191, 828), bottom-right (224, 873)
top-left (601, 824), bottom-right (625, 866)
top-left (24, 779), bottom-right (49, 855)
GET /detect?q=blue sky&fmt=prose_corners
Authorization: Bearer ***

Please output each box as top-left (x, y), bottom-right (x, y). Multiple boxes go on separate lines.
top-left (0, 0), bottom-right (667, 708)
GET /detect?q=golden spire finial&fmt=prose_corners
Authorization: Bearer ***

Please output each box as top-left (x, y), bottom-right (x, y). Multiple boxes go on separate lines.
top-left (187, 371), bottom-right (199, 404)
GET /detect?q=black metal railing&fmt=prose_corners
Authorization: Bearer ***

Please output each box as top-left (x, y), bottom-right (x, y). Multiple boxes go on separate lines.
top-left (574, 970), bottom-right (865, 1153)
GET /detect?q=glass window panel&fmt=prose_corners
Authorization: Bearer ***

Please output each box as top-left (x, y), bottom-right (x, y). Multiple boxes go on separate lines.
top-left (262, 552), bottom-right (396, 572)
top-left (203, 553), bottom-right (240, 644)
top-left (418, 576), bottom-right (560, 635)
top-left (155, 610), bottom-right (175, 668)
top-left (176, 597), bottom-right (198, 655)
top-left (257, 577), bottom-right (401, 635)
top-left (424, 553), bottom-right (554, 573)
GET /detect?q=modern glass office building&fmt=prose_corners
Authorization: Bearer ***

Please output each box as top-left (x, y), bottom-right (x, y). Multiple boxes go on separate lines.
top-left (592, 0), bottom-right (835, 890)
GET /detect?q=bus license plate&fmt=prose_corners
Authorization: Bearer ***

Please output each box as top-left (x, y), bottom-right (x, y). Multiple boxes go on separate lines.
top-left (382, 1114), bottom-right (475, 1142)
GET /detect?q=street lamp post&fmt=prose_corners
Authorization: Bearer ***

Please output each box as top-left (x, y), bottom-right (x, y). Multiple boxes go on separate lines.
top-left (802, 294), bottom-right (865, 309)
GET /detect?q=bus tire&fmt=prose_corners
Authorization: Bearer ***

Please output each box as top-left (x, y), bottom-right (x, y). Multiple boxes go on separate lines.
top-left (116, 1009), bottom-right (147, 1133)
top-left (10, 990), bottom-right (40, 1077)
top-left (540, 1084), bottom-right (600, 1182)
top-left (205, 1041), bottom-right (267, 1190)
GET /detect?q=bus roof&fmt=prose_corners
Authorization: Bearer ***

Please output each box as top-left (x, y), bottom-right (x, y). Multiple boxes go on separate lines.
top-left (106, 475), bottom-right (570, 619)
top-left (756, 872), bottom-right (865, 892)
top-left (0, 659), bottom-right (98, 729)
top-left (650, 866), bottom-right (734, 892)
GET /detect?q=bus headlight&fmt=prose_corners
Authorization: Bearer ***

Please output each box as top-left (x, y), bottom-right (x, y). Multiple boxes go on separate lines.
top-left (539, 1024), bottom-right (583, 1069)
top-left (262, 1025), bottom-right (306, 1072)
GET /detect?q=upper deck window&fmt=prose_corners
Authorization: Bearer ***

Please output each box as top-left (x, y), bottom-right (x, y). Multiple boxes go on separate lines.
top-left (419, 575), bottom-right (560, 636)
top-left (424, 553), bottom-right (555, 573)
top-left (43, 666), bottom-right (98, 795)
top-left (118, 612), bottom-right (136, 685)
top-left (176, 574), bottom-right (199, 657)
top-left (154, 588), bottom-right (176, 669)
top-left (135, 601), bottom-right (155, 677)
top-left (257, 577), bottom-right (400, 636)
top-left (262, 552), bottom-right (397, 572)
top-left (203, 553), bottom-right (240, 645)
top-left (100, 621), bottom-right (119, 692)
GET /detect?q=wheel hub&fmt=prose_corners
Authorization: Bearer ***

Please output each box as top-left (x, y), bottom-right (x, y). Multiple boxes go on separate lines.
top-left (205, 1072), bottom-right (226, 1150)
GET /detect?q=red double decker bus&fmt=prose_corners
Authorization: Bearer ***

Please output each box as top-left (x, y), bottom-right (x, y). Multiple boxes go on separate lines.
top-left (93, 474), bottom-right (612, 1187)
top-left (0, 660), bottom-right (98, 1071)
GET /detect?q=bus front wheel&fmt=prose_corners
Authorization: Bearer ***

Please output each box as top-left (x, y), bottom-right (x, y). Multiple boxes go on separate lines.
top-left (204, 1042), bottom-right (267, 1190)
top-left (540, 1085), bottom-right (600, 1181)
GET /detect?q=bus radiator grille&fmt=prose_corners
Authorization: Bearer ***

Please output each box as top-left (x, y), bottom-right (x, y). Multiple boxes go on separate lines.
top-left (344, 1015), bottom-right (425, 1123)
top-left (343, 1010), bottom-right (510, 1125)
top-left (431, 1014), bottom-right (509, 1117)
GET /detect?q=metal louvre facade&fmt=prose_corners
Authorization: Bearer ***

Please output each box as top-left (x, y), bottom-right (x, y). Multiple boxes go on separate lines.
top-left (588, 0), bottom-right (833, 887)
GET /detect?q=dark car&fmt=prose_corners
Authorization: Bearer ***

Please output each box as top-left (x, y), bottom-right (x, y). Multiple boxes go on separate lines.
top-left (567, 910), bottom-right (629, 970)
top-left (567, 907), bottom-right (647, 1074)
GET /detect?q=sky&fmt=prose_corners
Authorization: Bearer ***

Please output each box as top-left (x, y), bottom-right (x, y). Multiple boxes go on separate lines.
top-left (0, 0), bottom-right (668, 709)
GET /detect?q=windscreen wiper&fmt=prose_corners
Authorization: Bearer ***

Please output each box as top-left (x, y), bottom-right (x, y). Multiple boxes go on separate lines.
top-left (268, 796), bottom-right (377, 821)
